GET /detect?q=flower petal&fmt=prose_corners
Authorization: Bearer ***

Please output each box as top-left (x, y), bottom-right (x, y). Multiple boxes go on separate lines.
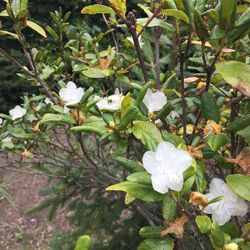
top-left (165, 171), bottom-right (184, 192)
top-left (151, 174), bottom-right (169, 194)
top-left (142, 151), bottom-right (158, 175)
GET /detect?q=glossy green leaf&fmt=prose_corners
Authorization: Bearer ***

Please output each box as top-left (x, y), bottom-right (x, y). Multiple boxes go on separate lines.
top-left (137, 238), bottom-right (174, 250)
top-left (136, 18), bottom-right (172, 31)
top-left (210, 223), bottom-right (225, 247)
top-left (106, 181), bottom-right (164, 202)
top-left (132, 121), bottom-right (162, 151)
top-left (195, 161), bottom-right (207, 192)
top-left (162, 195), bottom-right (177, 221)
top-left (139, 226), bottom-right (164, 239)
top-left (195, 215), bottom-right (212, 233)
top-left (226, 174), bottom-right (250, 201)
top-left (194, 8), bottom-right (209, 42)
top-left (216, 61), bottom-right (250, 97)
top-left (40, 113), bottom-right (76, 125)
top-left (160, 9), bottom-right (189, 24)
top-left (82, 68), bottom-right (114, 78)
top-left (127, 172), bottom-right (151, 185)
top-left (201, 92), bottom-right (220, 123)
top-left (204, 134), bottom-right (228, 151)
top-left (183, 0), bottom-right (194, 26)
top-left (137, 4), bottom-right (153, 17)
top-left (237, 126), bottom-right (250, 144)
top-left (27, 21), bottom-right (47, 38)
top-left (180, 176), bottom-right (195, 195)
top-left (219, 0), bottom-right (237, 30)
top-left (226, 114), bottom-right (250, 132)
top-left (115, 157), bottom-right (144, 173)
top-left (81, 4), bottom-right (115, 15)
top-left (229, 7), bottom-right (250, 42)
top-left (220, 222), bottom-right (241, 239)
top-left (75, 235), bottom-right (91, 250)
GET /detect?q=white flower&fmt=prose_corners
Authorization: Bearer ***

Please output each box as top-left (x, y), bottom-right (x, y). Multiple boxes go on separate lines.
top-left (9, 105), bottom-right (27, 120)
top-left (97, 89), bottom-right (123, 111)
top-left (142, 142), bottom-right (192, 194)
top-left (28, 114), bottom-right (37, 123)
top-left (143, 89), bottom-right (167, 113)
top-left (59, 81), bottom-right (84, 107)
top-left (0, 118), bottom-right (2, 124)
top-left (203, 178), bottom-right (248, 225)
top-left (2, 136), bottom-right (12, 143)
top-left (44, 97), bottom-right (53, 105)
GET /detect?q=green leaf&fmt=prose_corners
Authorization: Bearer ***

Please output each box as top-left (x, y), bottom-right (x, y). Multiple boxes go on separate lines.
top-left (194, 8), bottom-right (209, 42)
top-left (71, 116), bottom-right (107, 136)
top-left (82, 68), bottom-right (114, 78)
top-left (237, 126), bottom-right (250, 144)
top-left (195, 161), bottom-right (207, 193)
top-left (118, 94), bottom-right (138, 130)
top-left (201, 93), bottom-right (220, 123)
top-left (219, 0), bottom-right (237, 30)
top-left (220, 222), bottom-right (241, 239)
top-left (183, 0), bottom-right (194, 27)
top-left (109, 0), bottom-right (127, 16)
top-left (40, 113), bottom-right (76, 125)
top-left (162, 131), bottom-right (185, 146)
top-left (139, 226), bottom-right (164, 239)
top-left (115, 157), bottom-right (144, 173)
top-left (210, 223), bottom-right (225, 247)
top-left (195, 215), bottom-right (212, 233)
top-left (180, 176), bottom-right (195, 195)
top-left (0, 10), bottom-right (8, 17)
top-left (0, 30), bottom-right (18, 39)
top-left (138, 4), bottom-right (153, 17)
top-left (226, 114), bottom-right (250, 132)
top-left (27, 20), bottom-right (47, 38)
top-left (136, 18), bottom-right (172, 31)
top-left (162, 195), bottom-right (177, 221)
top-left (137, 238), bottom-right (174, 250)
top-left (160, 9), bottom-right (189, 24)
top-left (229, 7), bottom-right (250, 42)
top-left (135, 81), bottom-right (153, 107)
top-left (216, 61), bottom-right (250, 97)
top-left (204, 134), bottom-right (228, 151)
top-left (75, 235), bottom-right (91, 250)
top-left (132, 121), bottom-right (162, 151)
top-left (81, 4), bottom-right (115, 15)
top-left (127, 172), bottom-right (151, 185)
top-left (226, 174), bottom-right (250, 201)
top-left (106, 181), bottom-right (164, 202)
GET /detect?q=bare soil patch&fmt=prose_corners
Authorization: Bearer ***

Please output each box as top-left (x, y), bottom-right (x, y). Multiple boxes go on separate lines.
top-left (0, 162), bottom-right (71, 250)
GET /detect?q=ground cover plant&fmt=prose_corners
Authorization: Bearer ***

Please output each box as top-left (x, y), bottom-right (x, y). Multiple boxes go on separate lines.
top-left (0, 0), bottom-right (250, 249)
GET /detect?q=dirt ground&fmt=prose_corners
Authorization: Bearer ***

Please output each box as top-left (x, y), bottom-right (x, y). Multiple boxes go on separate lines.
top-left (0, 165), bottom-right (71, 250)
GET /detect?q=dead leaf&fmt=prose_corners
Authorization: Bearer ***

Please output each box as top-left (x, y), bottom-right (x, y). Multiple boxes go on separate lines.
top-left (242, 222), bottom-right (250, 240)
top-left (204, 120), bottom-right (222, 135)
top-left (189, 192), bottom-right (208, 206)
top-left (32, 122), bottom-right (41, 133)
top-left (225, 148), bottom-right (250, 176)
top-left (70, 110), bottom-right (85, 124)
top-left (184, 77), bottom-right (200, 84)
top-left (100, 59), bottom-right (110, 70)
top-left (222, 48), bottom-right (236, 53)
top-left (22, 149), bottom-right (33, 158)
top-left (188, 145), bottom-right (205, 160)
top-left (161, 214), bottom-right (188, 238)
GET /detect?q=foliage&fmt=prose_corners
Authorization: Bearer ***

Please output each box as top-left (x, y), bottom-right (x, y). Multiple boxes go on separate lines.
top-left (0, 0), bottom-right (250, 249)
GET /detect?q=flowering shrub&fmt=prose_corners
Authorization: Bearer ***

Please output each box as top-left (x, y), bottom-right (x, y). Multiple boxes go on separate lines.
top-left (0, 0), bottom-right (250, 249)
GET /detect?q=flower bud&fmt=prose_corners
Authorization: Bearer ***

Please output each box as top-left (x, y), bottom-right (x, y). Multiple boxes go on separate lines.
top-left (223, 243), bottom-right (238, 250)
